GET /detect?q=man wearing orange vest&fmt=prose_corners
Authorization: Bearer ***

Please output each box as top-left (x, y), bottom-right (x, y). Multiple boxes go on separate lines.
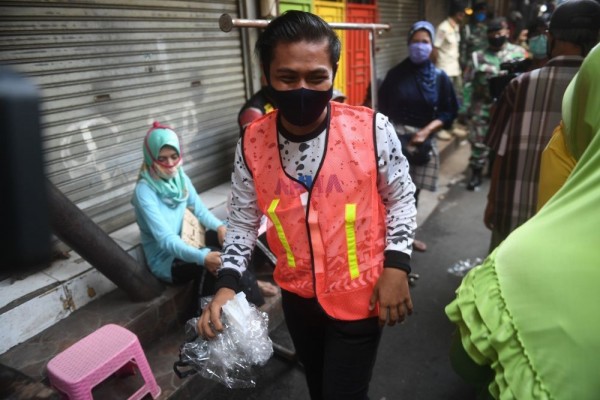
top-left (198, 11), bottom-right (417, 399)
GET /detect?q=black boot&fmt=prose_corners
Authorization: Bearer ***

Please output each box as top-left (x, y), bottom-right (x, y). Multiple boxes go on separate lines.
top-left (467, 167), bottom-right (483, 191)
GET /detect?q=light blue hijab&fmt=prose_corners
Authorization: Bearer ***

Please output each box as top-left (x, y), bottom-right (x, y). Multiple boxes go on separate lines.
top-left (138, 122), bottom-right (188, 207)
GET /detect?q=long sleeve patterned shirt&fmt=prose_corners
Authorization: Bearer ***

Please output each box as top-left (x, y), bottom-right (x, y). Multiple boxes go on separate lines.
top-left (132, 174), bottom-right (224, 282)
top-left (217, 111), bottom-right (417, 292)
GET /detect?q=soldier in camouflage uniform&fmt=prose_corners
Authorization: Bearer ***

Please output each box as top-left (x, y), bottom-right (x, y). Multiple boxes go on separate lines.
top-left (460, 17), bottom-right (527, 190)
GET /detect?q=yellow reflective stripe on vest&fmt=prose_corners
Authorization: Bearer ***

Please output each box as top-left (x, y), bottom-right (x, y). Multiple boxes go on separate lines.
top-left (268, 199), bottom-right (296, 267)
top-left (345, 204), bottom-right (359, 279)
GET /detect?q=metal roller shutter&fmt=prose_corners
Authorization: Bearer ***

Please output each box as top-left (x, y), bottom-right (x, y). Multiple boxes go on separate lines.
top-left (0, 0), bottom-right (244, 234)
top-left (374, 0), bottom-right (422, 81)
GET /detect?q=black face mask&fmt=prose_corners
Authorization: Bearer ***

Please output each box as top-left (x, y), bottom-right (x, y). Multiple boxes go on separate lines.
top-left (268, 86), bottom-right (333, 127)
top-left (488, 35), bottom-right (508, 49)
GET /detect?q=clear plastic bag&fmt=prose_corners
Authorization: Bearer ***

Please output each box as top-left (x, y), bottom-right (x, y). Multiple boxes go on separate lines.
top-left (175, 292), bottom-right (273, 389)
top-left (447, 257), bottom-right (483, 277)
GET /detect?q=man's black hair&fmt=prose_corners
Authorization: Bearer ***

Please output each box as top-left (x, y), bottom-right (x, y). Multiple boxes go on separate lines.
top-left (487, 17), bottom-right (508, 32)
top-left (449, 0), bottom-right (466, 16)
top-left (549, 0), bottom-right (600, 56)
top-left (255, 10), bottom-right (341, 81)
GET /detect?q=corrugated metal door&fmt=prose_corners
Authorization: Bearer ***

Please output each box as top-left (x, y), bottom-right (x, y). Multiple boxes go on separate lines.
top-left (374, 0), bottom-right (421, 82)
top-left (0, 0), bottom-right (244, 234)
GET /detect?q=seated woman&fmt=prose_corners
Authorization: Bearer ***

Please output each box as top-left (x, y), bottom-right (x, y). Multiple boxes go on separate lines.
top-left (445, 43), bottom-right (600, 400)
top-left (131, 122), bottom-right (275, 309)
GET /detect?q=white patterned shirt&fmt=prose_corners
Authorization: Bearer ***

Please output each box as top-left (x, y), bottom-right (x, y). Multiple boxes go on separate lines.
top-left (220, 111), bottom-right (417, 287)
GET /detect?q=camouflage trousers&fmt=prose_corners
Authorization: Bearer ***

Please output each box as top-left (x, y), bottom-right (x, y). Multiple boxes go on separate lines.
top-left (468, 119), bottom-right (490, 169)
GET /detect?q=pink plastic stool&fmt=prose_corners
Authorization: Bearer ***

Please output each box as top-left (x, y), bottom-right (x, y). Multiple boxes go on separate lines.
top-left (46, 324), bottom-right (161, 400)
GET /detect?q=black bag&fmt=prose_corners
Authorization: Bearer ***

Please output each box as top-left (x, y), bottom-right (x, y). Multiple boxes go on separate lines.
top-left (395, 124), bottom-right (433, 166)
top-left (395, 68), bottom-right (445, 166)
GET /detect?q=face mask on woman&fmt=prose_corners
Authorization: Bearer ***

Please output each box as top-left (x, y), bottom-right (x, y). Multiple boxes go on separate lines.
top-left (154, 160), bottom-right (181, 180)
top-left (528, 35), bottom-right (548, 59)
top-left (409, 43), bottom-right (432, 64)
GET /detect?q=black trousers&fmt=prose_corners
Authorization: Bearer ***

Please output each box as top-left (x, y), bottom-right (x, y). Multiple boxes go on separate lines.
top-left (281, 290), bottom-right (382, 400)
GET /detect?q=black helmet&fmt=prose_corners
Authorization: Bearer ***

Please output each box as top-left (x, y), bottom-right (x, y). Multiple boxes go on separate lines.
top-left (549, 0), bottom-right (600, 32)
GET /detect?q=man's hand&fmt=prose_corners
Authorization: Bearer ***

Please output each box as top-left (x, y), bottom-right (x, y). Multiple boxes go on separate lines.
top-left (197, 287), bottom-right (236, 339)
top-left (204, 251), bottom-right (222, 276)
top-left (369, 268), bottom-right (413, 327)
top-left (217, 225), bottom-right (227, 247)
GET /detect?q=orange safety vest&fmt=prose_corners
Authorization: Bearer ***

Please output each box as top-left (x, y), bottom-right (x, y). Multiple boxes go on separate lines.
top-left (243, 102), bottom-right (386, 320)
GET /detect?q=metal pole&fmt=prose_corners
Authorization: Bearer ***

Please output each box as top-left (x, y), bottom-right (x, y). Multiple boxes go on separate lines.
top-left (219, 14), bottom-right (389, 108)
top-left (369, 29), bottom-right (378, 110)
top-left (47, 180), bottom-right (165, 301)
top-left (219, 14), bottom-right (390, 32)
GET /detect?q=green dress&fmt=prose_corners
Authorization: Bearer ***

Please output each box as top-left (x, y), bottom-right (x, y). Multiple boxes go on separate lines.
top-left (446, 43), bottom-right (600, 399)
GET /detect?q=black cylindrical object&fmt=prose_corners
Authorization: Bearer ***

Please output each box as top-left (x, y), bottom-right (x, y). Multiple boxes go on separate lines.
top-left (0, 67), bottom-right (51, 272)
top-left (46, 180), bottom-right (164, 301)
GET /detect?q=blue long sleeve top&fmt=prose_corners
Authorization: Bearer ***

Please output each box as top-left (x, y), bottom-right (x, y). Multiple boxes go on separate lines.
top-left (131, 174), bottom-right (224, 282)
top-left (378, 59), bottom-right (458, 129)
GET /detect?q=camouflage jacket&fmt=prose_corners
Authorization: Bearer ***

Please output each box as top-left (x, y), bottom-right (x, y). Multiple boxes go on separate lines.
top-left (461, 43), bottom-right (528, 119)
top-left (460, 22), bottom-right (487, 68)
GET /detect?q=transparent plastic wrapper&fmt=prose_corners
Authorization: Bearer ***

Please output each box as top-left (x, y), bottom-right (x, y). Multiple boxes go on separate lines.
top-left (447, 257), bottom-right (483, 277)
top-left (174, 292), bottom-right (273, 389)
